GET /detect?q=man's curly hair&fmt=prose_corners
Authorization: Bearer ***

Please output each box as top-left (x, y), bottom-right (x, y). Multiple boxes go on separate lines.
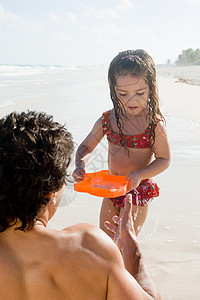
top-left (0, 111), bottom-right (74, 232)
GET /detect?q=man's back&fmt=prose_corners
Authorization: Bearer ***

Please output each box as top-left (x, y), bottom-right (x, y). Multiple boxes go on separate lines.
top-left (0, 223), bottom-right (111, 300)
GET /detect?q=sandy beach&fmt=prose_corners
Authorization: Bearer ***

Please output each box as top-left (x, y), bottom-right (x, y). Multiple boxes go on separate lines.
top-left (0, 66), bottom-right (200, 299)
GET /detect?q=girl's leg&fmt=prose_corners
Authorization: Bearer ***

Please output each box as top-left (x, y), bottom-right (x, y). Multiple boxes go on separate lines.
top-left (99, 197), bottom-right (120, 235)
top-left (119, 204), bottom-right (149, 236)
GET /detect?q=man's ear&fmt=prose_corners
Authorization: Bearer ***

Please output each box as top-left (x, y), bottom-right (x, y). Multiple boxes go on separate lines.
top-left (49, 192), bottom-right (56, 205)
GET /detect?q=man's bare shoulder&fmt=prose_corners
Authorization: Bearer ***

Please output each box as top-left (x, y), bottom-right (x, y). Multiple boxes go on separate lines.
top-left (60, 223), bottom-right (123, 263)
top-left (59, 224), bottom-right (151, 300)
top-left (52, 223), bottom-right (125, 298)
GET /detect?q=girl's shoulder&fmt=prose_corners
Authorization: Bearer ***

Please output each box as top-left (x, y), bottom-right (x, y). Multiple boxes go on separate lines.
top-left (102, 110), bottom-right (110, 121)
top-left (102, 109), bottom-right (115, 130)
top-left (151, 114), bottom-right (164, 130)
top-left (154, 115), bottom-right (167, 137)
top-left (155, 114), bottom-right (164, 123)
top-left (102, 109), bottom-right (114, 118)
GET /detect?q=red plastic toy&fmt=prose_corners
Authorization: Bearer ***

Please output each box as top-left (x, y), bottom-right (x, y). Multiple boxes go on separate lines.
top-left (74, 170), bottom-right (129, 198)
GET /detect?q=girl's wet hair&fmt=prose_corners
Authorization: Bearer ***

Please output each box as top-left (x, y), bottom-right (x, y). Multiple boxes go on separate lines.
top-left (108, 49), bottom-right (164, 150)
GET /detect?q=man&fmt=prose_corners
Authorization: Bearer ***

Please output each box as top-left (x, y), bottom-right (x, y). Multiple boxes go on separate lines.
top-left (0, 111), bottom-right (160, 299)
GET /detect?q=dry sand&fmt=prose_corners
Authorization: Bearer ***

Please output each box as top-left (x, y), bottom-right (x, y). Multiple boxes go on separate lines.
top-left (1, 73), bottom-right (200, 299)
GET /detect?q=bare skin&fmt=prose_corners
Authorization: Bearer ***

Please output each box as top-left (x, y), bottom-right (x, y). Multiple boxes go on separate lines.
top-left (73, 75), bottom-right (170, 236)
top-left (99, 198), bottom-right (149, 236)
top-left (0, 190), bottom-right (160, 299)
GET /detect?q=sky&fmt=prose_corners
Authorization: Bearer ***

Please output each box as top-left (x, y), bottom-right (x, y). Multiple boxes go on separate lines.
top-left (0, 0), bottom-right (200, 66)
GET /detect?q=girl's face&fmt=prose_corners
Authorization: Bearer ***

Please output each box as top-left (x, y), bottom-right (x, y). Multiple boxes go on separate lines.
top-left (115, 73), bottom-right (149, 116)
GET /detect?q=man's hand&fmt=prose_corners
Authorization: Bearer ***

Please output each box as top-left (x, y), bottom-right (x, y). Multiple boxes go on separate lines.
top-left (105, 194), bottom-right (161, 299)
top-left (104, 194), bottom-right (136, 251)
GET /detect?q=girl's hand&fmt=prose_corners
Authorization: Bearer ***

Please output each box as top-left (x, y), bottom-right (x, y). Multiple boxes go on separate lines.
top-left (126, 171), bottom-right (143, 191)
top-left (72, 166), bottom-right (85, 182)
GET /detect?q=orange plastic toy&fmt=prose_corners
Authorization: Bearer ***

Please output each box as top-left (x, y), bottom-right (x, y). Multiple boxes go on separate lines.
top-left (74, 170), bottom-right (129, 198)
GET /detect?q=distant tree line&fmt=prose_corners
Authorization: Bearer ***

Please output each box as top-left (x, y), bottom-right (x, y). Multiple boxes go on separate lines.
top-left (175, 48), bottom-right (200, 65)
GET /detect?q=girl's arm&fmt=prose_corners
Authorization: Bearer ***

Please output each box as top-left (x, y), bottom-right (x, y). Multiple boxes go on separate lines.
top-left (127, 122), bottom-right (170, 189)
top-left (73, 117), bottom-right (104, 181)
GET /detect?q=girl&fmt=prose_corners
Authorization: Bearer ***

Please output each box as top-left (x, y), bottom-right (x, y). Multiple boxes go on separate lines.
top-left (73, 49), bottom-right (170, 235)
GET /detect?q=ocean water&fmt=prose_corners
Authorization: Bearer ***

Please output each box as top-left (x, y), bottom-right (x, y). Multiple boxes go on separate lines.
top-left (1, 63), bottom-right (200, 106)
top-left (1, 64), bottom-right (200, 106)
top-left (0, 64), bottom-right (92, 107)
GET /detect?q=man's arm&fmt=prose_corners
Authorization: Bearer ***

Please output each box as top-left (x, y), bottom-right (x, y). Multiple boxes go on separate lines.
top-left (105, 195), bottom-right (161, 299)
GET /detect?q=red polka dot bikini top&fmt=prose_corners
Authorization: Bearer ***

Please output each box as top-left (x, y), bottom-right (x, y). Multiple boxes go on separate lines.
top-left (102, 110), bottom-right (161, 149)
